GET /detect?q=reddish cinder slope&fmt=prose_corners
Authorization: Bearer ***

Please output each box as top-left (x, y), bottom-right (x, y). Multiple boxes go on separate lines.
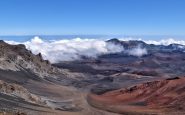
top-left (87, 77), bottom-right (185, 115)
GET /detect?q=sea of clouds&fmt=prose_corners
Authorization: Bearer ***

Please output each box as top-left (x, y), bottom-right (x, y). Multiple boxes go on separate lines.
top-left (6, 36), bottom-right (124, 63)
top-left (5, 36), bottom-right (185, 63)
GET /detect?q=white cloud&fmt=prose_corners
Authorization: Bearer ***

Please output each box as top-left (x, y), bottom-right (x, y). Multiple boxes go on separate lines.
top-left (117, 38), bottom-right (185, 46)
top-left (144, 38), bottom-right (185, 46)
top-left (6, 36), bottom-right (124, 63)
top-left (30, 36), bottom-right (44, 44)
top-left (5, 36), bottom-right (185, 63)
top-left (127, 46), bottom-right (148, 57)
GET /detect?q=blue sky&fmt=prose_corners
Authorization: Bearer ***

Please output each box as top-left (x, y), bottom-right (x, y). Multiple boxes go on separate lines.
top-left (0, 0), bottom-right (185, 36)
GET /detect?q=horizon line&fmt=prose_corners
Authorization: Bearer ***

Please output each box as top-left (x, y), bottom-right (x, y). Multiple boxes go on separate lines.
top-left (0, 34), bottom-right (185, 36)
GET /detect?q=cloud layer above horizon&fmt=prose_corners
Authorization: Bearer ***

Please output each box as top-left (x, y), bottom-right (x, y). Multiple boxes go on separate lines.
top-left (6, 36), bottom-right (124, 63)
top-left (5, 36), bottom-right (185, 63)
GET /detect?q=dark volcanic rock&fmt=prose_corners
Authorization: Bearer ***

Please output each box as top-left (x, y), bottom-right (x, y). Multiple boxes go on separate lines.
top-left (107, 38), bottom-right (147, 49)
top-left (107, 38), bottom-right (185, 52)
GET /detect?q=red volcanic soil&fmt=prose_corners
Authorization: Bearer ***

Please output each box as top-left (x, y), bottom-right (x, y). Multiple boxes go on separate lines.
top-left (87, 77), bottom-right (185, 115)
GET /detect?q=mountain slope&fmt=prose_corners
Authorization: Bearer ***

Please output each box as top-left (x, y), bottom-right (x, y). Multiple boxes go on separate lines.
top-left (88, 76), bottom-right (185, 115)
top-left (0, 41), bottom-right (90, 115)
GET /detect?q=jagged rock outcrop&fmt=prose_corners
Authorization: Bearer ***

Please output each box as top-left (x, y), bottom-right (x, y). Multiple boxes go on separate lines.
top-left (0, 41), bottom-right (59, 78)
top-left (0, 80), bottom-right (44, 104)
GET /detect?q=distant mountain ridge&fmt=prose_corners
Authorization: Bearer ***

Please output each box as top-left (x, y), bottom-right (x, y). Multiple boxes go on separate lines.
top-left (107, 38), bottom-right (185, 52)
